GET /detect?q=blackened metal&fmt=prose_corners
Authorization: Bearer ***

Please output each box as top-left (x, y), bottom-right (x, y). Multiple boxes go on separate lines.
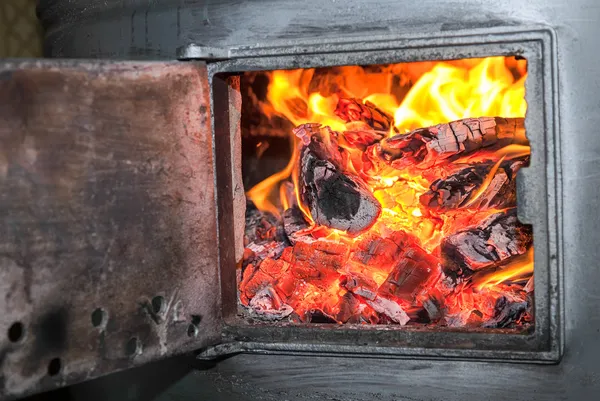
top-left (0, 60), bottom-right (221, 400)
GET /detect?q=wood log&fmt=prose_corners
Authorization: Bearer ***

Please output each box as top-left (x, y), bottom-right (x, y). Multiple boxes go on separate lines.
top-left (334, 98), bottom-right (396, 132)
top-left (420, 157), bottom-right (528, 211)
top-left (367, 117), bottom-right (526, 171)
top-left (294, 123), bottom-right (382, 235)
top-left (441, 208), bottom-right (533, 279)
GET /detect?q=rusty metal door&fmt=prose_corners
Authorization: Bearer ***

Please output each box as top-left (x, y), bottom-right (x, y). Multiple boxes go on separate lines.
top-left (0, 61), bottom-right (221, 399)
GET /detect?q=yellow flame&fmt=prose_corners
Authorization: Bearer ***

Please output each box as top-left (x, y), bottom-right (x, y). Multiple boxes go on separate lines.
top-left (474, 248), bottom-right (534, 291)
top-left (280, 183), bottom-right (290, 211)
top-left (393, 58), bottom-right (526, 132)
top-left (246, 142), bottom-right (298, 217)
top-left (464, 155), bottom-right (506, 208)
top-left (245, 56), bottom-right (528, 248)
top-left (494, 144), bottom-right (531, 159)
top-left (412, 208), bottom-right (423, 217)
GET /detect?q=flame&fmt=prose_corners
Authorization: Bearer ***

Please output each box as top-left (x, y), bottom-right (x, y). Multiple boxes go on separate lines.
top-left (463, 155), bottom-right (506, 208)
top-left (393, 58), bottom-right (526, 132)
top-left (246, 143), bottom-right (298, 217)
top-left (246, 57), bottom-right (527, 223)
top-left (473, 248), bottom-right (535, 290)
top-left (243, 56), bottom-right (531, 322)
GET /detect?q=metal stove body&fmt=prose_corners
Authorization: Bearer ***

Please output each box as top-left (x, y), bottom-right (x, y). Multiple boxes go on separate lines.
top-left (0, 0), bottom-right (598, 399)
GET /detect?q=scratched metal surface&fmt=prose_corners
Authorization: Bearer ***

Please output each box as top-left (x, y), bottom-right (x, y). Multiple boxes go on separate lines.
top-left (36, 0), bottom-right (600, 400)
top-left (0, 61), bottom-right (220, 400)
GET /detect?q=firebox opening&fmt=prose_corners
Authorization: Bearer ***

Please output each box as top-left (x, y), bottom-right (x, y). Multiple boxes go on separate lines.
top-left (237, 56), bottom-right (533, 331)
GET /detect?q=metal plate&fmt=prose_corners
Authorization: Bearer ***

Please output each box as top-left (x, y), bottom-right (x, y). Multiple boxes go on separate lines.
top-left (0, 60), bottom-right (221, 400)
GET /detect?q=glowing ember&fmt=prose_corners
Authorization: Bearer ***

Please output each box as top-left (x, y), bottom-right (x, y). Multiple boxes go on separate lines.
top-left (240, 57), bottom-right (533, 329)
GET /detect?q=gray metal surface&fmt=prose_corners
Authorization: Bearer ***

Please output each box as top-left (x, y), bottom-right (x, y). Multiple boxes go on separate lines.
top-left (35, 0), bottom-right (600, 400)
top-left (0, 60), bottom-right (221, 400)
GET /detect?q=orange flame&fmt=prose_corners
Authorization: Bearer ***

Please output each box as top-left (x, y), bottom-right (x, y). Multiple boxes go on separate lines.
top-left (393, 58), bottom-right (526, 132)
top-left (473, 248), bottom-right (534, 290)
top-left (463, 155), bottom-right (507, 208)
top-left (245, 56), bottom-right (529, 283)
top-left (246, 57), bottom-right (527, 222)
top-left (246, 140), bottom-right (299, 217)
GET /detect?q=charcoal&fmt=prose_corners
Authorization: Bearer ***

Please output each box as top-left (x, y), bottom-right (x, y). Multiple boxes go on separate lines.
top-left (420, 157), bottom-right (527, 211)
top-left (341, 272), bottom-right (379, 301)
top-left (441, 208), bottom-right (532, 279)
top-left (295, 124), bottom-right (381, 235)
top-left (244, 199), bottom-right (288, 246)
top-left (366, 296), bottom-right (410, 325)
top-left (247, 286), bottom-right (293, 321)
top-left (378, 247), bottom-right (440, 302)
top-left (483, 295), bottom-right (528, 328)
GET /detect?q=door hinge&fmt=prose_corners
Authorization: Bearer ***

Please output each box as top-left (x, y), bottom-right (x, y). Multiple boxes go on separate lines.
top-left (177, 44), bottom-right (231, 61)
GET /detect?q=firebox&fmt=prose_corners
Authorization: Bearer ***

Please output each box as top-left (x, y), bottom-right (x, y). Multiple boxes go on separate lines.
top-left (236, 57), bottom-right (533, 330)
top-left (0, 22), bottom-right (563, 401)
top-left (207, 32), bottom-right (559, 364)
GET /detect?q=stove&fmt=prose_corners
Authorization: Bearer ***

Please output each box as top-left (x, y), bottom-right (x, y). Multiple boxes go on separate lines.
top-left (1, 0), bottom-right (598, 400)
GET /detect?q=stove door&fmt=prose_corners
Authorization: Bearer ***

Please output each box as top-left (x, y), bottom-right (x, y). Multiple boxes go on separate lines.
top-left (0, 60), bottom-right (221, 399)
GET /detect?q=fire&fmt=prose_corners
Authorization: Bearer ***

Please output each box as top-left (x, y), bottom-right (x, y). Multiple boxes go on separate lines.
top-left (241, 56), bottom-right (532, 327)
top-left (473, 248), bottom-right (535, 290)
top-left (247, 57), bottom-right (527, 219)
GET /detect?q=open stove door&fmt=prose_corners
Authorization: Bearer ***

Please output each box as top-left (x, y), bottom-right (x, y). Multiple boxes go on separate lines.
top-left (0, 60), bottom-right (222, 400)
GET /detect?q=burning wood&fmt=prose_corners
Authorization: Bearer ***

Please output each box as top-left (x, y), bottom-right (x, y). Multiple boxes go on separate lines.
top-left (441, 208), bottom-right (533, 279)
top-left (367, 117), bottom-right (526, 171)
top-left (334, 98), bottom-right (397, 132)
top-left (420, 157), bottom-right (527, 211)
top-left (341, 129), bottom-right (386, 150)
top-left (282, 206), bottom-right (310, 244)
top-left (247, 286), bottom-right (294, 320)
top-left (295, 123), bottom-right (382, 235)
top-left (239, 57), bottom-right (533, 329)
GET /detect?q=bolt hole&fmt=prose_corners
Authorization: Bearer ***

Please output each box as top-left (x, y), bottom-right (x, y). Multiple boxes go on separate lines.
top-left (91, 308), bottom-right (106, 328)
top-left (187, 324), bottom-right (198, 338)
top-left (47, 358), bottom-right (62, 376)
top-left (125, 337), bottom-right (142, 357)
top-left (151, 296), bottom-right (165, 314)
top-left (7, 322), bottom-right (24, 343)
top-left (191, 315), bottom-right (202, 326)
